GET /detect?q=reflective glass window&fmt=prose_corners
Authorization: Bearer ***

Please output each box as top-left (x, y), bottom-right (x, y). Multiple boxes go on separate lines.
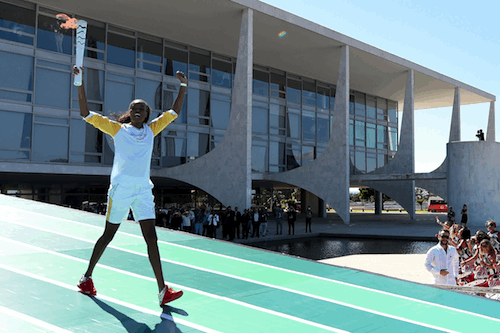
top-left (330, 87), bottom-right (336, 110)
top-left (162, 135), bottom-right (186, 167)
top-left (286, 144), bottom-right (300, 170)
top-left (317, 117), bottom-right (329, 142)
top-left (349, 119), bottom-right (354, 146)
top-left (287, 112), bottom-right (300, 139)
top-left (187, 89), bottom-right (210, 125)
top-left (211, 134), bottom-right (223, 150)
top-left (378, 153), bottom-right (386, 168)
top-left (0, 2), bottom-right (35, 45)
top-left (0, 90), bottom-right (30, 102)
top-left (302, 146), bottom-right (314, 165)
top-left (136, 78), bottom-right (162, 110)
top-left (37, 14), bottom-right (71, 54)
top-left (269, 104), bottom-right (285, 135)
top-left (355, 151), bottom-right (365, 172)
top-left (355, 92), bottom-right (365, 116)
top-left (33, 124), bottom-right (69, 163)
top-left (70, 119), bottom-right (102, 154)
top-left (253, 70), bottom-right (269, 96)
top-left (107, 32), bottom-right (135, 68)
top-left (302, 110), bottom-right (315, 140)
top-left (164, 46), bottom-right (187, 76)
top-left (137, 38), bottom-right (162, 64)
top-left (187, 132), bottom-right (209, 157)
top-left (302, 81), bottom-right (315, 106)
top-left (366, 96), bottom-right (376, 119)
top-left (377, 97), bottom-right (387, 120)
top-left (270, 72), bottom-right (286, 98)
top-left (211, 99), bottom-right (230, 130)
top-left (389, 127), bottom-right (398, 151)
top-left (286, 78), bottom-right (301, 104)
top-left (252, 106), bottom-right (268, 134)
top-left (0, 111), bottom-right (31, 149)
top-left (377, 125), bottom-right (387, 149)
top-left (388, 101), bottom-right (398, 124)
top-left (105, 80), bottom-right (134, 114)
top-left (35, 67), bottom-right (70, 108)
top-left (72, 68), bottom-right (104, 103)
top-left (0, 51), bottom-right (33, 91)
top-left (86, 23), bottom-right (105, 51)
top-left (355, 120), bottom-right (365, 147)
top-left (189, 50), bottom-right (210, 82)
top-left (0, 149), bottom-right (29, 160)
top-left (163, 86), bottom-right (186, 123)
top-left (252, 144), bottom-right (268, 173)
top-left (317, 86), bottom-right (329, 109)
top-left (367, 153), bottom-right (376, 172)
top-left (366, 123), bottom-right (376, 148)
top-left (269, 141), bottom-right (285, 167)
top-left (212, 60), bottom-right (232, 88)
top-left (349, 95), bottom-right (355, 115)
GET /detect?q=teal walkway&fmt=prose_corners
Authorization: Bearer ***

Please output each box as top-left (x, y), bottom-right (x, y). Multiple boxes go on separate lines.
top-left (1, 194), bottom-right (499, 332)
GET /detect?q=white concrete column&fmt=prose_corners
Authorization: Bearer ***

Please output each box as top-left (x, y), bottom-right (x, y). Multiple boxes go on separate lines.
top-left (487, 101), bottom-right (495, 142)
top-left (333, 45), bottom-right (351, 224)
top-left (449, 87), bottom-right (461, 142)
top-left (232, 8), bottom-right (253, 209)
top-left (363, 70), bottom-right (415, 219)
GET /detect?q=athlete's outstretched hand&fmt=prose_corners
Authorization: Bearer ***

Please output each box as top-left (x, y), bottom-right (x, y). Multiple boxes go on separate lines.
top-left (176, 71), bottom-right (187, 84)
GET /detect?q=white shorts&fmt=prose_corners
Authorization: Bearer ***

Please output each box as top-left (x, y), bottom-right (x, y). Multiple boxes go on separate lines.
top-left (106, 183), bottom-right (155, 224)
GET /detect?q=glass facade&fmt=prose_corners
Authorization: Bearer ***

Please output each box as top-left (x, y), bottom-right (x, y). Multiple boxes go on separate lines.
top-left (0, 1), bottom-right (399, 184)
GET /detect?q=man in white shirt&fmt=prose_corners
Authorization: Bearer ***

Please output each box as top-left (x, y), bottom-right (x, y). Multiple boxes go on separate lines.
top-left (424, 229), bottom-right (459, 285)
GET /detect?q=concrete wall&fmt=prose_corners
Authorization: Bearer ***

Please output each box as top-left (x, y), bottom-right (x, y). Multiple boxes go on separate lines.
top-left (447, 141), bottom-right (500, 228)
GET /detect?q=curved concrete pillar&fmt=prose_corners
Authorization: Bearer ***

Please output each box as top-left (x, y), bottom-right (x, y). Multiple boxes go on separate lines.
top-left (152, 9), bottom-right (253, 209)
top-left (449, 87), bottom-right (461, 142)
top-left (361, 70), bottom-right (416, 218)
top-left (447, 141), bottom-right (500, 229)
top-left (415, 157), bottom-right (448, 202)
top-left (487, 101), bottom-right (495, 142)
top-left (265, 45), bottom-right (351, 224)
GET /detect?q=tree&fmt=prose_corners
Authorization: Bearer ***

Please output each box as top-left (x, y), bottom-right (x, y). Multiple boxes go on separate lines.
top-left (415, 187), bottom-right (430, 211)
top-left (358, 188), bottom-right (391, 209)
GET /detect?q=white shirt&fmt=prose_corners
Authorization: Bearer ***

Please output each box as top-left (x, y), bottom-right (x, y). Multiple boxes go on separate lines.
top-left (424, 243), bottom-right (459, 285)
top-left (182, 215), bottom-right (191, 227)
top-left (208, 214), bottom-right (219, 226)
top-left (84, 110), bottom-right (177, 185)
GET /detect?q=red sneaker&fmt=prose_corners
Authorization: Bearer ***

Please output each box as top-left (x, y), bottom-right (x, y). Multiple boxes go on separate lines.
top-left (77, 275), bottom-right (97, 296)
top-left (158, 286), bottom-right (183, 306)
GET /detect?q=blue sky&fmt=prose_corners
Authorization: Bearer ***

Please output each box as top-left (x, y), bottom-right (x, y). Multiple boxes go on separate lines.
top-left (262, 0), bottom-right (499, 173)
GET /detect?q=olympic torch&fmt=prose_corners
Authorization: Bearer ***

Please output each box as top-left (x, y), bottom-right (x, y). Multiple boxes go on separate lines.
top-left (74, 20), bottom-right (87, 86)
top-left (56, 14), bottom-right (87, 86)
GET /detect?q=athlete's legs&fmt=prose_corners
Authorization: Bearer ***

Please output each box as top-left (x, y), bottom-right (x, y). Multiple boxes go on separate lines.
top-left (139, 219), bottom-right (165, 292)
top-left (84, 221), bottom-right (120, 277)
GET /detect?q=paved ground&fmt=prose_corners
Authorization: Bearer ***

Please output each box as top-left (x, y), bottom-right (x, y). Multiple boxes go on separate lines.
top-left (232, 211), bottom-right (449, 244)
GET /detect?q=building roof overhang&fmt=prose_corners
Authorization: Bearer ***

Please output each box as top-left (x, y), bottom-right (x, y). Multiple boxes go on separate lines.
top-left (31, 0), bottom-right (495, 110)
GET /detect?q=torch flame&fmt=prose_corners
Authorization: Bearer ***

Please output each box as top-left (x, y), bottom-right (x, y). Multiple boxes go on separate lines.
top-left (56, 13), bottom-right (78, 29)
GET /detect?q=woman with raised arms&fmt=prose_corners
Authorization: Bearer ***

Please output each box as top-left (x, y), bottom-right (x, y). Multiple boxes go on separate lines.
top-left (74, 65), bottom-right (187, 306)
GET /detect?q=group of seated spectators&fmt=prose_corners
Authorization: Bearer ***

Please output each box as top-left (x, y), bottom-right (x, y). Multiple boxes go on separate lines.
top-left (438, 218), bottom-right (500, 288)
top-left (155, 204), bottom-right (300, 240)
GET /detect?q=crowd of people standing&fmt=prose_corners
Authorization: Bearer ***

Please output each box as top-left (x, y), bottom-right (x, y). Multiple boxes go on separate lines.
top-left (425, 207), bottom-right (500, 291)
top-left (155, 204), bottom-right (312, 240)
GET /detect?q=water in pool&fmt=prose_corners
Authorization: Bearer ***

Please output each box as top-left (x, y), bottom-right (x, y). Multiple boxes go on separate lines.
top-left (251, 237), bottom-right (435, 260)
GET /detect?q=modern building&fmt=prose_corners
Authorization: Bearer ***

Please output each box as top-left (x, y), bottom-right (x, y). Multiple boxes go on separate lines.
top-left (0, 0), bottom-right (496, 225)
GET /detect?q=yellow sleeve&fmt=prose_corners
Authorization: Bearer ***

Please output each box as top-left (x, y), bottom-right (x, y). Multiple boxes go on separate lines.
top-left (148, 110), bottom-right (178, 137)
top-left (84, 111), bottom-right (122, 137)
